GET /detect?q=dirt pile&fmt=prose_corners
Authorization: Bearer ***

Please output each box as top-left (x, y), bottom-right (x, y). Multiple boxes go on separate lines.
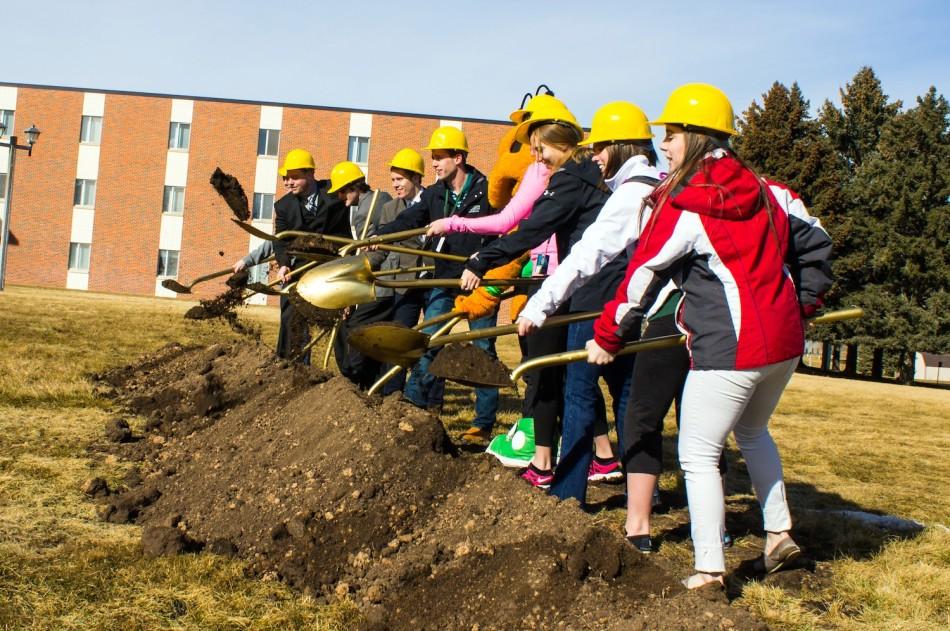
top-left (94, 342), bottom-right (769, 630)
top-left (210, 167), bottom-right (249, 221)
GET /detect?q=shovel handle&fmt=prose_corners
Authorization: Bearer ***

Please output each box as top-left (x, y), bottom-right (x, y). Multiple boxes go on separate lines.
top-left (232, 219), bottom-right (466, 262)
top-left (429, 311), bottom-right (600, 349)
top-left (375, 277), bottom-right (541, 291)
top-left (509, 307), bottom-right (866, 382)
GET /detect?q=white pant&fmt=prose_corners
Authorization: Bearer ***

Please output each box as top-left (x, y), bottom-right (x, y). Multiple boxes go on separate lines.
top-left (678, 358), bottom-right (798, 572)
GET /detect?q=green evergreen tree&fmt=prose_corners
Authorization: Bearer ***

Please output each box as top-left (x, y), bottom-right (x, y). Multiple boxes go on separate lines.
top-left (844, 87), bottom-right (950, 380)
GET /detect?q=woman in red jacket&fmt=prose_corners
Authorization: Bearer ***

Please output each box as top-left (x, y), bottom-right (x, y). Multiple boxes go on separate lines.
top-left (588, 83), bottom-right (833, 590)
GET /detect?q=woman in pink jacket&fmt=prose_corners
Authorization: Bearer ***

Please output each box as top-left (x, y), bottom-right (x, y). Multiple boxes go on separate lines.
top-left (588, 84), bottom-right (833, 591)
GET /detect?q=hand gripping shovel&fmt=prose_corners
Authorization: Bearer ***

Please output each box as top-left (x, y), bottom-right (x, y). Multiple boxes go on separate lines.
top-left (294, 254), bottom-right (540, 310)
top-left (348, 310), bottom-right (600, 367)
top-left (160, 254), bottom-right (275, 294)
top-left (507, 307), bottom-right (866, 383)
top-left (231, 219), bottom-right (456, 262)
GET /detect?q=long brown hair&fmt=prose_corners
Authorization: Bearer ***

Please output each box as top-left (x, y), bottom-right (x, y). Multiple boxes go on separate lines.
top-left (640, 127), bottom-right (778, 247)
top-left (597, 140), bottom-right (658, 179)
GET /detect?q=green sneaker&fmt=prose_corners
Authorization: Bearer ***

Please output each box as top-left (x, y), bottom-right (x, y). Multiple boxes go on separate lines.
top-left (486, 417), bottom-right (535, 468)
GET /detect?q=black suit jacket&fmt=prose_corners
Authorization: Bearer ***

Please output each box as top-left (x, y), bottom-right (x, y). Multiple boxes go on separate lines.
top-left (273, 178), bottom-right (348, 268)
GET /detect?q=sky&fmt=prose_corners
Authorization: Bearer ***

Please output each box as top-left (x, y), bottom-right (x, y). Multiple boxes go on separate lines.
top-left (4, 0), bottom-right (949, 125)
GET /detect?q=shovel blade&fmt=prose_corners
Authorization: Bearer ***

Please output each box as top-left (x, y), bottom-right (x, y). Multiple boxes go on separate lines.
top-left (295, 255), bottom-right (378, 309)
top-left (161, 279), bottom-right (191, 294)
top-left (347, 323), bottom-right (429, 366)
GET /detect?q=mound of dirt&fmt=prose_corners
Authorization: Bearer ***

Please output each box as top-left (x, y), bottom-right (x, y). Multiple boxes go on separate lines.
top-left (96, 342), bottom-right (769, 630)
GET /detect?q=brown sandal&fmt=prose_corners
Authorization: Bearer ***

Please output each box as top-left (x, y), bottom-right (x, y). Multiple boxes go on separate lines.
top-left (762, 537), bottom-right (801, 574)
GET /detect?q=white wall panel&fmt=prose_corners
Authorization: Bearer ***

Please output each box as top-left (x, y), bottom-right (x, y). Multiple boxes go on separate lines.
top-left (66, 271), bottom-right (89, 291)
top-left (0, 147), bottom-right (9, 172)
top-left (349, 113), bottom-right (373, 137)
top-left (154, 278), bottom-right (177, 298)
top-left (164, 151), bottom-right (189, 186)
top-left (0, 86), bottom-right (16, 110)
top-left (82, 93), bottom-right (105, 117)
top-left (70, 207), bottom-right (95, 243)
top-left (76, 144), bottom-right (100, 180)
top-left (170, 99), bottom-right (194, 123)
top-left (254, 157), bottom-right (279, 193)
top-left (259, 106), bottom-right (283, 130)
top-left (439, 119), bottom-right (462, 129)
top-left (158, 214), bottom-right (183, 250)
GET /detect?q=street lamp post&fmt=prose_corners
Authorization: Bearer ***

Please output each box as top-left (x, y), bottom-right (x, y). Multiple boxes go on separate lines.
top-left (0, 122), bottom-right (41, 291)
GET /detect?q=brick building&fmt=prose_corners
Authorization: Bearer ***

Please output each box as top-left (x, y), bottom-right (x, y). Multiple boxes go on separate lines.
top-left (0, 83), bottom-right (511, 304)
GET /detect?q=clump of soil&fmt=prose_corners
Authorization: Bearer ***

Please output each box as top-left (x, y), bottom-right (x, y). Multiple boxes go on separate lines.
top-left (94, 342), bottom-right (770, 630)
top-left (430, 342), bottom-right (514, 388)
top-left (210, 167), bottom-right (249, 221)
top-left (184, 271), bottom-right (260, 338)
top-left (289, 235), bottom-right (339, 258)
top-left (288, 290), bottom-right (341, 330)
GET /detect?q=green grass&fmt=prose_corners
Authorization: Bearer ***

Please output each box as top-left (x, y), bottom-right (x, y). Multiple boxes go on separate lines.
top-left (1, 285), bottom-right (948, 630)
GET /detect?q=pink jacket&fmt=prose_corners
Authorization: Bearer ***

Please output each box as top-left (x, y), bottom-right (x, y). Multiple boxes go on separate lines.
top-left (439, 162), bottom-right (558, 274)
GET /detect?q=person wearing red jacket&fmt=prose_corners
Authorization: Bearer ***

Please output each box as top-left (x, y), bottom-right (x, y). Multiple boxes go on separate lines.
top-left (587, 84), bottom-right (833, 591)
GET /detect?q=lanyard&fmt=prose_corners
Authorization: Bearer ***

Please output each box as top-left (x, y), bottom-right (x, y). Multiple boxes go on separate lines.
top-left (442, 172), bottom-right (473, 218)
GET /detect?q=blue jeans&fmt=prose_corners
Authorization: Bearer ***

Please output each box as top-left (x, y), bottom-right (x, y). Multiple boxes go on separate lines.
top-left (403, 288), bottom-right (498, 428)
top-left (550, 319), bottom-right (634, 506)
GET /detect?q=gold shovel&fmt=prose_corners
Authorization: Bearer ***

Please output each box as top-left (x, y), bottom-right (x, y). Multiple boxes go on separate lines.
top-left (160, 255), bottom-right (276, 294)
top-left (347, 310), bottom-right (600, 367)
top-left (230, 219), bottom-right (459, 262)
top-left (294, 254), bottom-right (540, 310)
top-left (509, 307), bottom-right (866, 382)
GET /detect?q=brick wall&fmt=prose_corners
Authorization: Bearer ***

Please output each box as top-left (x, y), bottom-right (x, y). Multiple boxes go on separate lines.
top-left (183, 100), bottom-right (260, 300)
top-left (2, 84), bottom-right (513, 299)
top-left (91, 94), bottom-right (170, 295)
top-left (5, 88), bottom-right (82, 287)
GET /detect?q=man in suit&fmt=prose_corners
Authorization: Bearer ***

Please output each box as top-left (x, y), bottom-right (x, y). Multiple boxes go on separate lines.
top-left (273, 148), bottom-right (348, 362)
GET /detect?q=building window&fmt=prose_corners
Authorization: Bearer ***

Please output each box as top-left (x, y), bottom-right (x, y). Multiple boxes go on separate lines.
top-left (163, 186), bottom-right (185, 214)
top-left (248, 263), bottom-right (268, 284)
top-left (0, 173), bottom-right (6, 201)
top-left (348, 136), bottom-right (370, 164)
top-left (73, 179), bottom-right (97, 207)
top-left (0, 110), bottom-right (12, 137)
top-left (156, 249), bottom-right (179, 277)
top-left (80, 115), bottom-right (103, 144)
top-left (168, 122), bottom-right (191, 150)
top-left (68, 242), bottom-right (91, 271)
top-left (258, 129), bottom-right (280, 156)
top-left (252, 192), bottom-right (274, 221)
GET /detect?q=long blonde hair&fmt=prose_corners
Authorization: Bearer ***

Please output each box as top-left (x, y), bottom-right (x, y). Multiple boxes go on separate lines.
top-left (529, 121), bottom-right (590, 168)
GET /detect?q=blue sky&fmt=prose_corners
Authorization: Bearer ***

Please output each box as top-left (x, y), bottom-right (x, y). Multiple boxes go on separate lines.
top-left (4, 0), bottom-right (948, 124)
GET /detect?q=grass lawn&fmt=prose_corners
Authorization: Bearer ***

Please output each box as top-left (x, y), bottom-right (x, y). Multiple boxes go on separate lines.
top-left (1, 286), bottom-right (948, 630)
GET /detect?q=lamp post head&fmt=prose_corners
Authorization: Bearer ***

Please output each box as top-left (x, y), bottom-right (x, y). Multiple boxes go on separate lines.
top-left (24, 125), bottom-right (41, 146)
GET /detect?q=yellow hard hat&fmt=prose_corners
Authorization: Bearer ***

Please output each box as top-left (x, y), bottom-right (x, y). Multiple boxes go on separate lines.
top-left (425, 126), bottom-right (469, 152)
top-left (651, 83), bottom-right (737, 136)
top-left (578, 101), bottom-right (652, 146)
top-left (387, 148), bottom-right (425, 176)
top-left (327, 161), bottom-right (366, 194)
top-left (508, 93), bottom-right (565, 123)
top-left (278, 148), bottom-right (316, 177)
top-left (514, 100), bottom-right (583, 144)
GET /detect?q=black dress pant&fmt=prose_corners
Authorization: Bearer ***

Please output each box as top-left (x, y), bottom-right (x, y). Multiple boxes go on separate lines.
top-left (334, 297), bottom-right (395, 389)
top-left (277, 293), bottom-right (312, 364)
top-left (621, 314), bottom-right (727, 475)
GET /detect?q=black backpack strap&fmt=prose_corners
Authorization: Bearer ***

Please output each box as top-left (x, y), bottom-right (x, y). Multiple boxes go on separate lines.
top-left (623, 175), bottom-right (661, 187)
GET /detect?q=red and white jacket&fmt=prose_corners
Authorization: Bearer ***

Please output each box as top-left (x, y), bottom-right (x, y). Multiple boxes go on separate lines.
top-left (593, 152), bottom-right (833, 371)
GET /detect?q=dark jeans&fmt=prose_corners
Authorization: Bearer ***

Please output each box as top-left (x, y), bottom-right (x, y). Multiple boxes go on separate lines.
top-left (334, 296), bottom-right (394, 389)
top-left (621, 314), bottom-right (728, 476)
top-left (404, 288), bottom-right (499, 429)
top-left (380, 289), bottom-right (426, 396)
top-left (277, 292), bottom-right (311, 364)
top-left (550, 319), bottom-right (634, 506)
